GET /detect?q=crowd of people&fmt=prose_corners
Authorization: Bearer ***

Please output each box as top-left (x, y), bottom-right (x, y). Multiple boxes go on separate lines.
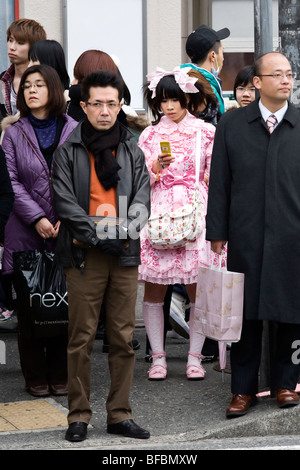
top-left (0, 17), bottom-right (299, 443)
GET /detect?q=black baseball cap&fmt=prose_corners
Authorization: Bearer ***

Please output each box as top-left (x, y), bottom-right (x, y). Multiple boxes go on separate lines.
top-left (186, 24), bottom-right (230, 60)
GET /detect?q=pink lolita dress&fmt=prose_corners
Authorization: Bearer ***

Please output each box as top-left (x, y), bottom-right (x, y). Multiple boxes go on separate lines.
top-left (138, 111), bottom-right (215, 285)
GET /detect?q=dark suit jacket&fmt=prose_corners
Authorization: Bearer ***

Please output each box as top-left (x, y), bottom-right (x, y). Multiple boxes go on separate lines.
top-left (206, 99), bottom-right (300, 324)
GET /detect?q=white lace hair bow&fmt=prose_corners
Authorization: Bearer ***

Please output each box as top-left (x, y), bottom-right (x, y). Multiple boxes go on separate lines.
top-left (147, 66), bottom-right (199, 98)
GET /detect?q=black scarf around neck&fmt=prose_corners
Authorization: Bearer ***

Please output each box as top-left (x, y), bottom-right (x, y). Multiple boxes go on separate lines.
top-left (81, 118), bottom-right (121, 190)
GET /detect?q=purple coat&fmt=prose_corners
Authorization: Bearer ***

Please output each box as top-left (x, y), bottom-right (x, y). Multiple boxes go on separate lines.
top-left (1, 115), bottom-right (78, 274)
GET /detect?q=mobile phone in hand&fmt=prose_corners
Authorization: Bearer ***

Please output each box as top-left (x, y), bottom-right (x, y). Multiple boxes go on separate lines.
top-left (160, 141), bottom-right (171, 155)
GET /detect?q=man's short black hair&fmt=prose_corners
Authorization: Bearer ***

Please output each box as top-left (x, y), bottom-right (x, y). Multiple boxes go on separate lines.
top-left (81, 70), bottom-right (124, 103)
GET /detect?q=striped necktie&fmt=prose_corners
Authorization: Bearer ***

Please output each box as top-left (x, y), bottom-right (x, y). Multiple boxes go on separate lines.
top-left (266, 114), bottom-right (277, 134)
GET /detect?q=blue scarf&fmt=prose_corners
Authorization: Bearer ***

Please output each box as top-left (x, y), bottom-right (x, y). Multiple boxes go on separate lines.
top-left (181, 63), bottom-right (225, 114)
top-left (29, 114), bottom-right (57, 149)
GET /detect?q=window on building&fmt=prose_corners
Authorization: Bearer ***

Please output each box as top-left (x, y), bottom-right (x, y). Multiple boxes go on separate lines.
top-left (212, 0), bottom-right (278, 93)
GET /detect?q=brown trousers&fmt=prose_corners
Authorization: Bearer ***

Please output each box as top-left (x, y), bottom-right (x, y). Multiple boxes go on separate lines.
top-left (64, 248), bottom-right (138, 425)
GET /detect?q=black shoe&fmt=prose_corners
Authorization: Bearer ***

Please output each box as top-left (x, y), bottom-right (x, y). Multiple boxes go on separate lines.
top-left (144, 353), bottom-right (152, 363)
top-left (27, 385), bottom-right (50, 397)
top-left (201, 354), bottom-right (217, 363)
top-left (65, 422), bottom-right (88, 442)
top-left (107, 419), bottom-right (150, 439)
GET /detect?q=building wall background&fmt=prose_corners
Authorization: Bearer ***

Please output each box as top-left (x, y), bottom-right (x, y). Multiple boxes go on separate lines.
top-left (146, 0), bottom-right (182, 71)
top-left (19, 0), bottom-right (63, 43)
top-left (3, 2), bottom-right (300, 108)
top-left (16, 0), bottom-right (281, 70)
top-left (0, 0), bottom-right (15, 71)
top-left (14, 0), bottom-right (285, 105)
top-left (18, 0), bottom-right (188, 73)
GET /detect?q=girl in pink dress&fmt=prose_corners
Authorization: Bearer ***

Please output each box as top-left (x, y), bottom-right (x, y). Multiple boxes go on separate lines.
top-left (138, 67), bottom-right (215, 380)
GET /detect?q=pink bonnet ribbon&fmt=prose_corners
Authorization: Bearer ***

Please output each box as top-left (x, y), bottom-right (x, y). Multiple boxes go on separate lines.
top-left (147, 66), bottom-right (199, 98)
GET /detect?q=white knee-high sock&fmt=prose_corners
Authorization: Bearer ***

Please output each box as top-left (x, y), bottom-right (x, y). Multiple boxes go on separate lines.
top-left (143, 301), bottom-right (166, 366)
top-left (188, 303), bottom-right (206, 365)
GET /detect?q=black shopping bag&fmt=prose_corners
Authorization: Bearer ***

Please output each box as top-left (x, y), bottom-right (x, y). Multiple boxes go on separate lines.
top-left (13, 249), bottom-right (68, 338)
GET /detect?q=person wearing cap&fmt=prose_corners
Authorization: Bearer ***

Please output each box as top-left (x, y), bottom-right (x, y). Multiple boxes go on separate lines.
top-left (181, 24), bottom-right (230, 118)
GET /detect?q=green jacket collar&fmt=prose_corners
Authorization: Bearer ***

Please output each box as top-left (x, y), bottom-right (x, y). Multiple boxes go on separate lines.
top-left (181, 63), bottom-right (225, 114)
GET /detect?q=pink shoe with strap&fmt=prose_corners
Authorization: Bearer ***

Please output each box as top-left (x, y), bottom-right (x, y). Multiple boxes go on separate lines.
top-left (186, 352), bottom-right (206, 380)
top-left (148, 353), bottom-right (167, 380)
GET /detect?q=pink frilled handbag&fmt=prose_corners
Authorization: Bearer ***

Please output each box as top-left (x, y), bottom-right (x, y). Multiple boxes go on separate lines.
top-left (146, 130), bottom-right (205, 249)
top-left (194, 259), bottom-right (244, 343)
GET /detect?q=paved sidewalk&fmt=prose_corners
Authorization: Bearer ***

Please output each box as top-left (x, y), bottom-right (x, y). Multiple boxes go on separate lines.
top-left (0, 284), bottom-right (299, 450)
top-left (0, 324), bottom-right (300, 450)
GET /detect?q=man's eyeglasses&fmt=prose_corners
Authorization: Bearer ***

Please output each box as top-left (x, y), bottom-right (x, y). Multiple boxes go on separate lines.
top-left (86, 101), bottom-right (120, 111)
top-left (257, 73), bottom-right (295, 80)
top-left (22, 82), bottom-right (47, 90)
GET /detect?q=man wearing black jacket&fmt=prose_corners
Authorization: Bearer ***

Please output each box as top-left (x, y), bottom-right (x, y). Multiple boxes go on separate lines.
top-left (206, 52), bottom-right (300, 418)
top-left (52, 70), bottom-right (150, 442)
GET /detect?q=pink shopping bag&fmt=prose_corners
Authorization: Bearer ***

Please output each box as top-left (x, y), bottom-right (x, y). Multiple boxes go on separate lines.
top-left (194, 265), bottom-right (244, 342)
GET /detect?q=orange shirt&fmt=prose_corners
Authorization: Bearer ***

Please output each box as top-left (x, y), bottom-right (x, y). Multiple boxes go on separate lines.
top-left (89, 152), bottom-right (117, 217)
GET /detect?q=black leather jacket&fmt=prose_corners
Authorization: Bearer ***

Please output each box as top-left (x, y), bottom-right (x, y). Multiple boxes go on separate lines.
top-left (52, 121), bottom-right (150, 269)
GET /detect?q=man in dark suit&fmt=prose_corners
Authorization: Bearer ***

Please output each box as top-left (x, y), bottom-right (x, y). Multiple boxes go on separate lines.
top-left (206, 51), bottom-right (300, 418)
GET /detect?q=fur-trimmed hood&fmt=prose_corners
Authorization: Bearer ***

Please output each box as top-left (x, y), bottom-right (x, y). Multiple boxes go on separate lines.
top-left (126, 113), bottom-right (149, 132)
top-left (0, 111), bottom-right (150, 144)
top-left (0, 113), bottom-right (20, 145)
top-left (1, 112), bottom-right (20, 133)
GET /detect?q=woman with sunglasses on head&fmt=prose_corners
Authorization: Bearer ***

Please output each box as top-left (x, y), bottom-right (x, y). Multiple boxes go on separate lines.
top-left (1, 64), bottom-right (77, 397)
